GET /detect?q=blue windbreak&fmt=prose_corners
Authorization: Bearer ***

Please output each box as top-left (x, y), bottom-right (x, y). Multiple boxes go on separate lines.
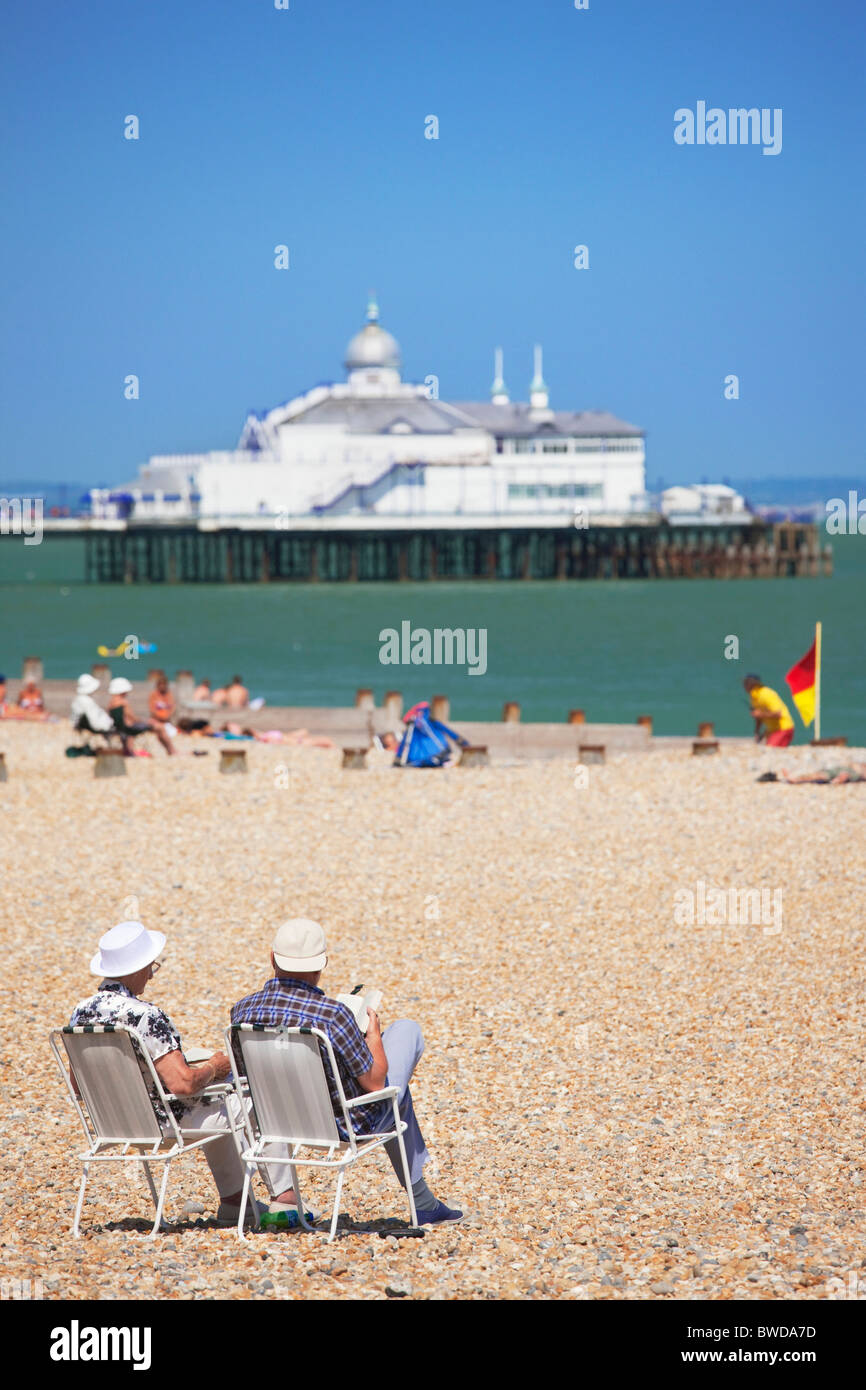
top-left (396, 714), bottom-right (461, 767)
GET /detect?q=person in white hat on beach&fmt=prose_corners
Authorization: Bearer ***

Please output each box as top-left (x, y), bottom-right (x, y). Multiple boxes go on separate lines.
top-left (231, 918), bottom-right (463, 1228)
top-left (70, 674), bottom-right (114, 737)
top-left (107, 677), bottom-right (174, 756)
top-left (69, 921), bottom-right (295, 1227)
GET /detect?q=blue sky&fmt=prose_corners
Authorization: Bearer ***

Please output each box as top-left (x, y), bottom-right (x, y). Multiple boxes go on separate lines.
top-left (1, 0), bottom-right (863, 487)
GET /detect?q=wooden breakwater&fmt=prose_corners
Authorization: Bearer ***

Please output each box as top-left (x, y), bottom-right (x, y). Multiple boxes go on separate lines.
top-left (14, 518), bottom-right (832, 583)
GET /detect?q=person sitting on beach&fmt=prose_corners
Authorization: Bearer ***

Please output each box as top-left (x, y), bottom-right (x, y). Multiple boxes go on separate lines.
top-left (148, 676), bottom-right (176, 733)
top-left (193, 678), bottom-right (213, 702)
top-left (374, 731), bottom-right (400, 753)
top-left (16, 678), bottom-right (45, 712)
top-left (69, 921), bottom-right (295, 1228)
top-left (758, 764), bottom-right (866, 785)
top-left (70, 674), bottom-right (115, 738)
top-left (224, 676), bottom-right (250, 709)
top-left (109, 677), bottom-right (174, 756)
top-left (743, 674), bottom-right (795, 748)
top-left (0, 674), bottom-right (51, 721)
top-left (230, 918), bottom-right (463, 1228)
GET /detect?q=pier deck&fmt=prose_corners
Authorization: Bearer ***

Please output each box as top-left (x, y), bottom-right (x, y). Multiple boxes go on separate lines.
top-left (22, 517), bottom-right (832, 583)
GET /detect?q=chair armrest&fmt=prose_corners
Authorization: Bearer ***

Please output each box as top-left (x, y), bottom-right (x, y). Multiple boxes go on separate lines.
top-left (165, 1084), bottom-right (233, 1102)
top-left (345, 1086), bottom-right (398, 1108)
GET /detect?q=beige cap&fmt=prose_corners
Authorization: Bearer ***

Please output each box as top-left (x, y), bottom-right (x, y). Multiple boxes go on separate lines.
top-left (272, 918), bottom-right (327, 973)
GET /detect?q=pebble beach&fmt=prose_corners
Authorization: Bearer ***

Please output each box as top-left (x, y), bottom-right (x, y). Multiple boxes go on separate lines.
top-left (1, 720), bottom-right (864, 1302)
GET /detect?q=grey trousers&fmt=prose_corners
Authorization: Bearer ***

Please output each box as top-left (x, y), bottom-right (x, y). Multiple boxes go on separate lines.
top-left (371, 1019), bottom-right (430, 1185)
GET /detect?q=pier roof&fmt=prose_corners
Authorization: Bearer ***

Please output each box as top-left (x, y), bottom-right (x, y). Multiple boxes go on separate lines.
top-left (450, 403), bottom-right (644, 437)
top-left (281, 395), bottom-right (485, 434)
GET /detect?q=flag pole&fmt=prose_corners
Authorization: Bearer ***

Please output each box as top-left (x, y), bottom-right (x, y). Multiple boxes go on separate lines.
top-left (814, 620), bottom-right (822, 741)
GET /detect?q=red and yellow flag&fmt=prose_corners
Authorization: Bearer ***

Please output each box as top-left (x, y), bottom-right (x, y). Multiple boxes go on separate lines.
top-left (785, 626), bottom-right (821, 727)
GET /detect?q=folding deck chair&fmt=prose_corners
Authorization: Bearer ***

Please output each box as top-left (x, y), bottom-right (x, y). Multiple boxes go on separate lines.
top-left (49, 1024), bottom-right (241, 1237)
top-left (226, 1023), bottom-right (417, 1242)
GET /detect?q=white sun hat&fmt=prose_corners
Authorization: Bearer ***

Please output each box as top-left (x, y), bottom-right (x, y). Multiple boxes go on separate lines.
top-left (272, 918), bottom-right (328, 973)
top-left (76, 674), bottom-right (101, 695)
top-left (90, 921), bottom-right (166, 977)
top-left (108, 677), bottom-right (133, 695)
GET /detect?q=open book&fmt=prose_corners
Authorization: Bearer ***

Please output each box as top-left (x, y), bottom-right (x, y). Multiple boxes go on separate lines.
top-left (336, 986), bottom-right (382, 1033)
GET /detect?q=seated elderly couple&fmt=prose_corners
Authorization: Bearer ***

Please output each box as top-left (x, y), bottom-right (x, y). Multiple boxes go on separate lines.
top-left (70, 917), bottom-right (462, 1229)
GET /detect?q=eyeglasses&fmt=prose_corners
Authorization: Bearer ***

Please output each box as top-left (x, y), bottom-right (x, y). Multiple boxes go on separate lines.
top-left (150, 960), bottom-right (162, 974)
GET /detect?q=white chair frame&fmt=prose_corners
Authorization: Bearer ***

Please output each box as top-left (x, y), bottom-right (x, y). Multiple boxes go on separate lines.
top-left (226, 1023), bottom-right (418, 1242)
top-left (50, 1024), bottom-right (241, 1238)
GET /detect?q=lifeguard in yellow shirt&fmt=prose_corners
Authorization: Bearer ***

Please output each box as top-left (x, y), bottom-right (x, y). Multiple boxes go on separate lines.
top-left (743, 674), bottom-right (795, 747)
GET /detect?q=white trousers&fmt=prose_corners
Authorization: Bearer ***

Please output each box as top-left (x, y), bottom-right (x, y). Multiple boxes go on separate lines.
top-left (178, 1093), bottom-right (294, 1200)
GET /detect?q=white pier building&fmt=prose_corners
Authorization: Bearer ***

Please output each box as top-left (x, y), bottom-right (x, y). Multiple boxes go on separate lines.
top-left (89, 297), bottom-right (649, 526)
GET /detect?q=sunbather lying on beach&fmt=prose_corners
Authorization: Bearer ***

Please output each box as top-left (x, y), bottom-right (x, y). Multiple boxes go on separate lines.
top-left (758, 764), bottom-right (866, 784)
top-left (242, 726), bottom-right (335, 748)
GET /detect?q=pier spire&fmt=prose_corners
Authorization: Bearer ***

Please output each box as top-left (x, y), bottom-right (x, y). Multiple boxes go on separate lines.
top-left (529, 344), bottom-right (549, 409)
top-left (491, 347), bottom-right (509, 404)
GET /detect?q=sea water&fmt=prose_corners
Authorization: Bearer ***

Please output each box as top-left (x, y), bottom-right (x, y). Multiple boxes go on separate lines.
top-left (0, 535), bottom-right (863, 742)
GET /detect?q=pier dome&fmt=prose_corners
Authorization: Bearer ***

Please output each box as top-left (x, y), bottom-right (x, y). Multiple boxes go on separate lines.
top-left (344, 294), bottom-right (401, 370)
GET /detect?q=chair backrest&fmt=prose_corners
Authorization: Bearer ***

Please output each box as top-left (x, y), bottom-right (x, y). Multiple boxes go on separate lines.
top-left (229, 1025), bottom-right (342, 1147)
top-left (55, 1026), bottom-right (168, 1143)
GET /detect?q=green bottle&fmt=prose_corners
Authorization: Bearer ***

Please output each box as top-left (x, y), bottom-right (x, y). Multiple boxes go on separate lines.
top-left (259, 1210), bottom-right (303, 1231)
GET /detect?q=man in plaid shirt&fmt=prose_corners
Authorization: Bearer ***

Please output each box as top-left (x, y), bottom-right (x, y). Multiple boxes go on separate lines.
top-left (231, 918), bottom-right (463, 1228)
